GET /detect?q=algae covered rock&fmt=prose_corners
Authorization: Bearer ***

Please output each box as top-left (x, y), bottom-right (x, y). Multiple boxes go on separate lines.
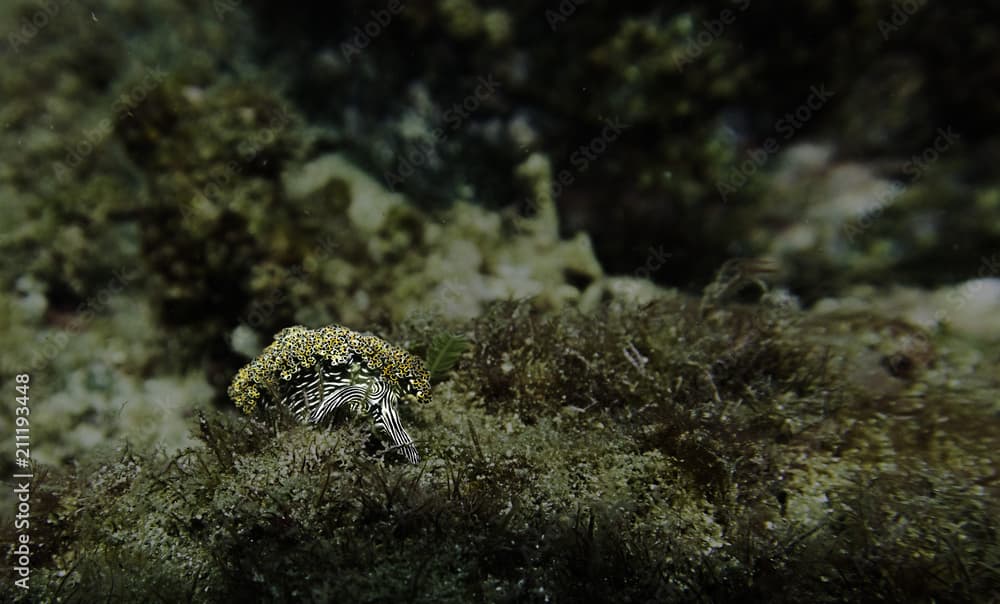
top-left (6, 294), bottom-right (998, 603)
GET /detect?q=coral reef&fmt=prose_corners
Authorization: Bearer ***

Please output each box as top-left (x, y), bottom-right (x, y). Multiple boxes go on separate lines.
top-left (1, 1), bottom-right (997, 602)
top-left (243, 0), bottom-right (1000, 292)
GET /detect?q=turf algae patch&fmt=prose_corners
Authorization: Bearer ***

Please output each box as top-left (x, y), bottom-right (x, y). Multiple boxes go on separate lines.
top-left (7, 298), bottom-right (998, 602)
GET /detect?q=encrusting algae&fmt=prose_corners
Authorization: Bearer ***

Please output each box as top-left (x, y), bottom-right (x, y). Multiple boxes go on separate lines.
top-left (228, 325), bottom-right (431, 463)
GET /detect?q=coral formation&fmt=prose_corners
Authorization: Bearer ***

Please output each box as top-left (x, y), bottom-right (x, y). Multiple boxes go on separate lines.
top-left (243, 0), bottom-right (1000, 291)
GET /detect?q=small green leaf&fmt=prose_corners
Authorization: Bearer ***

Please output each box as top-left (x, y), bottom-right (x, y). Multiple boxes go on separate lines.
top-left (425, 331), bottom-right (469, 381)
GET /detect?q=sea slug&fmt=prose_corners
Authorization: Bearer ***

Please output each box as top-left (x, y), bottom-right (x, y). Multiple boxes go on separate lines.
top-left (228, 324), bottom-right (431, 463)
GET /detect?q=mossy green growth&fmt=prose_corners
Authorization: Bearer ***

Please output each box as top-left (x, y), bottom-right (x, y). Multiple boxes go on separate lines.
top-left (4, 297), bottom-right (997, 603)
top-left (112, 78), bottom-right (305, 364)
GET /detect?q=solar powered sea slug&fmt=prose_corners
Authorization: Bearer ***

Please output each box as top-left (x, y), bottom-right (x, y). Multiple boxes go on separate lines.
top-left (228, 325), bottom-right (431, 463)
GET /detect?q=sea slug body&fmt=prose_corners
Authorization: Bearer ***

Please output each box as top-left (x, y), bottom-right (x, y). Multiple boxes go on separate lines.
top-left (228, 324), bottom-right (431, 463)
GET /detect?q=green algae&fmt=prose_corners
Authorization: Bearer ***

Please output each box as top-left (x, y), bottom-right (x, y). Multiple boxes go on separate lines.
top-left (4, 292), bottom-right (997, 603)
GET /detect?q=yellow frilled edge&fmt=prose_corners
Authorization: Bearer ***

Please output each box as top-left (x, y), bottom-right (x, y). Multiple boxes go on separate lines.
top-left (228, 324), bottom-right (432, 415)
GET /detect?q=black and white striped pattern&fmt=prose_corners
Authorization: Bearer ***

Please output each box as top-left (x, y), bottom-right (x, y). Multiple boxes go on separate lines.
top-left (367, 382), bottom-right (420, 464)
top-left (279, 357), bottom-right (419, 463)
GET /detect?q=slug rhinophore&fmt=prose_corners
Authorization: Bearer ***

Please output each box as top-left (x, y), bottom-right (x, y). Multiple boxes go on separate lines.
top-left (228, 324), bottom-right (431, 463)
